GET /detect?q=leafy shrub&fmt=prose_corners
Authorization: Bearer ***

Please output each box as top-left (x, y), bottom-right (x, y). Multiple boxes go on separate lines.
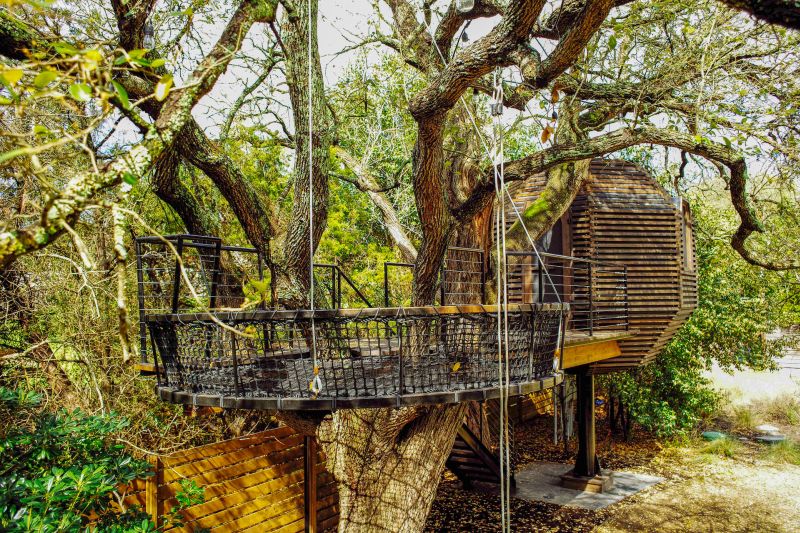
top-left (0, 386), bottom-right (153, 532)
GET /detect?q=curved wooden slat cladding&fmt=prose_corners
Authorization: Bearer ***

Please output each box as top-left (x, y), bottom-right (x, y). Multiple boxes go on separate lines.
top-left (506, 158), bottom-right (697, 371)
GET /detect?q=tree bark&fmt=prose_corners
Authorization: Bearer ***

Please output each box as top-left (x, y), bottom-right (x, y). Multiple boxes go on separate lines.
top-left (150, 149), bottom-right (220, 237)
top-left (279, 0), bottom-right (333, 305)
top-left (318, 404), bottom-right (467, 532)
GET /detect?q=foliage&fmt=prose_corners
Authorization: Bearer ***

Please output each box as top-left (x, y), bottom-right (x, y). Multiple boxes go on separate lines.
top-left (762, 440), bottom-right (800, 466)
top-left (754, 393), bottom-right (800, 426)
top-left (0, 385), bottom-right (207, 532)
top-left (0, 386), bottom-right (155, 531)
top-left (699, 436), bottom-right (741, 459)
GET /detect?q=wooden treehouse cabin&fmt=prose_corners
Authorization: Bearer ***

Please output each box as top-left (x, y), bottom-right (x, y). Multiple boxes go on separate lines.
top-left (505, 158), bottom-right (698, 372)
top-left (132, 158), bottom-right (697, 523)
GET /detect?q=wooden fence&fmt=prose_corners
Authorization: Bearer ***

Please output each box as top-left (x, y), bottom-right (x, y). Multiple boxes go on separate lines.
top-left (122, 426), bottom-right (338, 532)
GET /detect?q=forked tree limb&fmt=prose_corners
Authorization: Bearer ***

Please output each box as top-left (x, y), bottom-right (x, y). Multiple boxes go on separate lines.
top-left (460, 126), bottom-right (797, 270)
top-left (334, 146), bottom-right (418, 262)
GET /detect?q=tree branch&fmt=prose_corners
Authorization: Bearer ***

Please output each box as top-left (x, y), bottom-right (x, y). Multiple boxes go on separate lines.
top-left (334, 146), bottom-right (417, 262)
top-left (0, 0), bottom-right (273, 268)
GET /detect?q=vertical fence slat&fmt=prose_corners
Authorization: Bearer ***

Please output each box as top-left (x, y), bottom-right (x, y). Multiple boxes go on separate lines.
top-left (146, 455), bottom-right (162, 528)
top-left (304, 436), bottom-right (318, 533)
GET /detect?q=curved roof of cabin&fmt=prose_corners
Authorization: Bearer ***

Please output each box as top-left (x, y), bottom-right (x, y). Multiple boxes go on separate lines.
top-left (505, 158), bottom-right (679, 226)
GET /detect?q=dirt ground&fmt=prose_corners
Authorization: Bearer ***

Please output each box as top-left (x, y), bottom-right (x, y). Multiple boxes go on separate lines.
top-left (424, 415), bottom-right (800, 532)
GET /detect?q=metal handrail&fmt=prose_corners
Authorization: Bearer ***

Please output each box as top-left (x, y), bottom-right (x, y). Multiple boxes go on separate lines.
top-left (313, 263), bottom-right (373, 309)
top-left (505, 250), bottom-right (626, 270)
top-left (383, 261), bottom-right (414, 307)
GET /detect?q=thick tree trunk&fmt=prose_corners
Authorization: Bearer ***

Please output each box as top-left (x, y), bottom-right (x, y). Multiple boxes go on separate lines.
top-left (319, 404), bottom-right (466, 532)
top-left (411, 114), bottom-right (452, 305)
top-left (279, 0), bottom-right (333, 305)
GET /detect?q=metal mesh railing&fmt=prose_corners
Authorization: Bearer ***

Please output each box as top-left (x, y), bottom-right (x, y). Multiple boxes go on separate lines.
top-left (506, 252), bottom-right (628, 334)
top-left (136, 235), bottom-right (378, 367)
top-left (441, 247), bottom-right (485, 305)
top-left (381, 248), bottom-right (629, 335)
top-left (135, 235), bottom-right (265, 366)
top-left (146, 304), bottom-right (564, 408)
top-left (382, 247), bottom-right (486, 307)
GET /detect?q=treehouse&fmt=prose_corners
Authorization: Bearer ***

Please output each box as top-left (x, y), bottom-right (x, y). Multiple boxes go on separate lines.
top-left (134, 235), bottom-right (566, 411)
top-left (134, 158), bottom-right (695, 494)
top-left (504, 158), bottom-right (698, 372)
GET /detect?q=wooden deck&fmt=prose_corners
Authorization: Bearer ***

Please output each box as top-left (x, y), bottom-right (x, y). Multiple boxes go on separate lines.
top-left (560, 329), bottom-right (636, 369)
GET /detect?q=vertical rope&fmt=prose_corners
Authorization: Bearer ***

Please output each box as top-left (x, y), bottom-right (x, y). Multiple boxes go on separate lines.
top-left (308, 0), bottom-right (321, 396)
top-left (493, 68), bottom-right (511, 533)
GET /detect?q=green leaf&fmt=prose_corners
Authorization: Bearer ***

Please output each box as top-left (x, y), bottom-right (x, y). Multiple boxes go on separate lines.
top-left (154, 74), bottom-right (173, 102)
top-left (68, 83), bottom-right (92, 102)
top-left (122, 172), bottom-right (138, 185)
top-left (608, 34), bottom-right (617, 50)
top-left (112, 81), bottom-right (130, 109)
top-left (150, 58), bottom-right (165, 68)
top-left (53, 41), bottom-right (79, 56)
top-left (0, 69), bottom-right (24, 87)
top-left (33, 70), bottom-right (58, 88)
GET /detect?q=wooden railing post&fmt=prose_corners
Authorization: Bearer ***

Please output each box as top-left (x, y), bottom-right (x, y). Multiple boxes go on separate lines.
top-left (146, 455), bottom-right (162, 528)
top-left (304, 436), bottom-right (318, 533)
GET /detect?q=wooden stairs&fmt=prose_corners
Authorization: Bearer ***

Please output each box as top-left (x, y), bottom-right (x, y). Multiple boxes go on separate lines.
top-left (446, 424), bottom-right (515, 489)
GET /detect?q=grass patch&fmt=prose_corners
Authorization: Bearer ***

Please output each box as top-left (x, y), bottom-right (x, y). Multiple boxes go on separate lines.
top-left (762, 440), bottom-right (800, 466)
top-left (731, 405), bottom-right (757, 431)
top-left (755, 393), bottom-right (800, 427)
top-left (700, 437), bottom-right (741, 459)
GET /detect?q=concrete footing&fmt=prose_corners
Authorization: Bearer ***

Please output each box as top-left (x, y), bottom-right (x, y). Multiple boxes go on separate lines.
top-left (559, 470), bottom-right (615, 493)
top-left (513, 462), bottom-right (663, 510)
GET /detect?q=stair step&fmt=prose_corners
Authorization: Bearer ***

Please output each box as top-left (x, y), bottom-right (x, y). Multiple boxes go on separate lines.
top-left (448, 449), bottom-right (478, 458)
top-left (454, 464), bottom-right (497, 475)
top-left (447, 456), bottom-right (488, 464)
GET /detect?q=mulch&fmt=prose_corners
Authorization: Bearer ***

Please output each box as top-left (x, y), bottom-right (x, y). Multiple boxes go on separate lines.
top-left (424, 416), bottom-right (659, 532)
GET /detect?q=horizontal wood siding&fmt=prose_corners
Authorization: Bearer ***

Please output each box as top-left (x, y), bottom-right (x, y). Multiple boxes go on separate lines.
top-left (122, 426), bottom-right (338, 532)
top-left (507, 159), bottom-right (698, 371)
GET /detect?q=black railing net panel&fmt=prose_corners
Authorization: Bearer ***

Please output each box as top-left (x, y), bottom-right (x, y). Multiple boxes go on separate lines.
top-left (149, 307), bottom-right (562, 400)
top-left (505, 253), bottom-right (628, 333)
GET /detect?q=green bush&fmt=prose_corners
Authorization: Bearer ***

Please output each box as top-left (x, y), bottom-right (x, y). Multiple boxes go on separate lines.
top-left (0, 386), bottom-right (153, 532)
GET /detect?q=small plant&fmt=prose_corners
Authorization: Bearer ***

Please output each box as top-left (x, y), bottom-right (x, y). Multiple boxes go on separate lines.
top-left (731, 405), bottom-right (756, 432)
top-left (700, 437), bottom-right (741, 459)
top-left (755, 393), bottom-right (800, 427)
top-left (761, 440), bottom-right (800, 466)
